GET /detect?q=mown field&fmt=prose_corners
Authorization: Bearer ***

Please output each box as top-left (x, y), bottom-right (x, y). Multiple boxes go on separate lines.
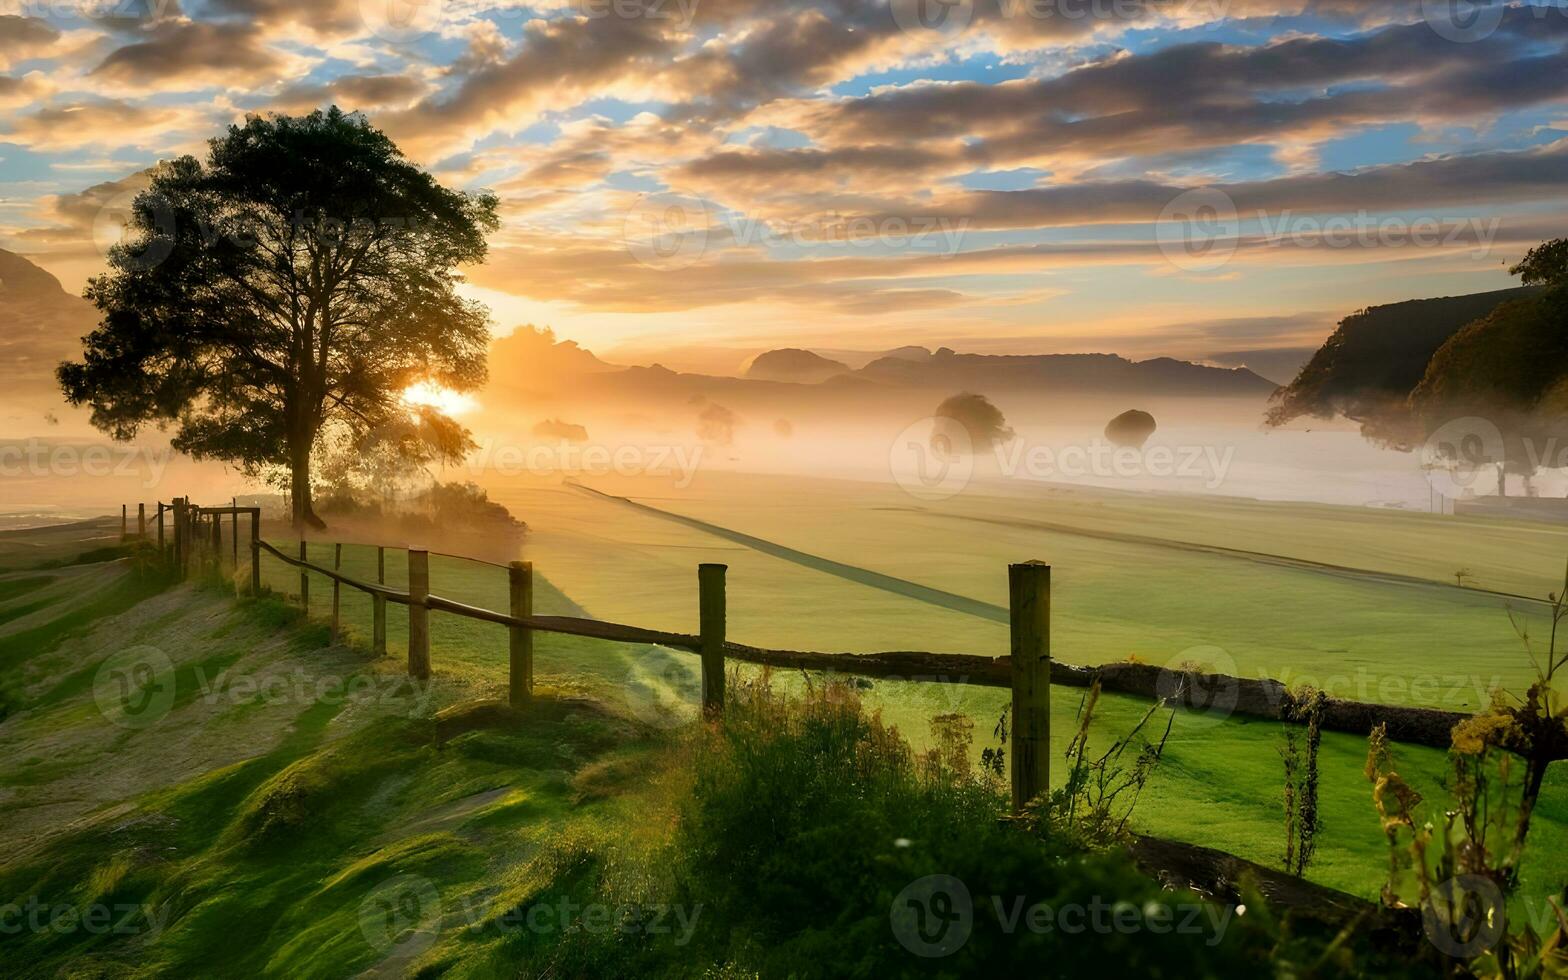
top-left (246, 469), bottom-right (1568, 910)
top-left (4, 470), bottom-right (1565, 961)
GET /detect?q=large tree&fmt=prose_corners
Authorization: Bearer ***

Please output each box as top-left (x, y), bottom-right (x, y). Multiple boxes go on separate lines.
top-left (1265, 238), bottom-right (1568, 488)
top-left (59, 108), bottom-right (498, 528)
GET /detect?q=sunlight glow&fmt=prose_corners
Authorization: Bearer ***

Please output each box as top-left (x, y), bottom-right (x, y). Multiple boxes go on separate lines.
top-left (401, 381), bottom-right (479, 417)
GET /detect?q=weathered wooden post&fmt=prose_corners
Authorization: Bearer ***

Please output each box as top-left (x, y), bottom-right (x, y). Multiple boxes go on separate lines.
top-left (298, 538), bottom-right (309, 610)
top-left (509, 561), bottom-right (534, 707)
top-left (121, 504), bottom-right (127, 539)
top-left (157, 504), bottom-right (165, 556)
top-left (407, 548), bottom-right (430, 680)
top-left (372, 546), bottom-right (386, 657)
top-left (137, 503), bottom-right (146, 539)
top-left (172, 499), bottom-right (185, 575)
top-left (699, 563), bottom-right (727, 717)
top-left (249, 510), bottom-right (261, 596)
top-left (331, 543), bottom-right (343, 644)
top-left (212, 510), bottom-right (222, 565)
top-left (1009, 561), bottom-right (1052, 813)
top-left (231, 498), bottom-right (238, 567)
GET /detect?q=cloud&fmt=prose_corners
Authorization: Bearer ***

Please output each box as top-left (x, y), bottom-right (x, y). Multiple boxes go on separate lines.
top-left (270, 73), bottom-right (428, 112)
top-left (90, 20), bottom-right (284, 88)
top-left (0, 15), bottom-right (61, 69)
top-left (381, 15), bottom-right (680, 158)
top-left (0, 100), bottom-right (203, 152)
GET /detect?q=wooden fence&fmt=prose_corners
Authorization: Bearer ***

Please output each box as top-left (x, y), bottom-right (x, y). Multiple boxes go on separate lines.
top-left (125, 496), bottom-right (1492, 811)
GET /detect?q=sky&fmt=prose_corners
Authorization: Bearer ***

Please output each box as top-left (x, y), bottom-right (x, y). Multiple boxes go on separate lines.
top-left (2, 0), bottom-right (1567, 368)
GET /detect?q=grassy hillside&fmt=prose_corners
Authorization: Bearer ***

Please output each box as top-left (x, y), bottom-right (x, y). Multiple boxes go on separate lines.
top-left (4, 503), bottom-right (1565, 975)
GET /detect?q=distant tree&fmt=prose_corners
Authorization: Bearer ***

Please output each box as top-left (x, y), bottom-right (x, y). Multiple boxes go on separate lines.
top-left (1105, 409), bottom-right (1157, 449)
top-left (698, 403), bottom-right (738, 445)
top-left (1265, 238), bottom-right (1568, 487)
top-left (934, 392), bottom-right (1014, 454)
top-left (533, 418), bottom-right (590, 443)
top-left (1512, 238), bottom-right (1568, 289)
top-left (1409, 241), bottom-right (1568, 489)
top-left (58, 107), bottom-right (499, 528)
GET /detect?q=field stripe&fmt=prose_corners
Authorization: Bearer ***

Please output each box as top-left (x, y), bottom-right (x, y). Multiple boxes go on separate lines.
top-left (570, 482), bottom-right (1008, 624)
top-left (894, 506), bottom-right (1551, 607)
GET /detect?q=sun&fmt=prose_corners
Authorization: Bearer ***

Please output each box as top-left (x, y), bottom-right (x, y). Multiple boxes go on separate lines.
top-left (401, 380), bottom-right (479, 417)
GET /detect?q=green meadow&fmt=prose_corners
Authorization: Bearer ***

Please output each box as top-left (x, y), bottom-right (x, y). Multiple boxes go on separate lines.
top-left (264, 470), bottom-right (1568, 906)
top-left (4, 472), bottom-right (1566, 974)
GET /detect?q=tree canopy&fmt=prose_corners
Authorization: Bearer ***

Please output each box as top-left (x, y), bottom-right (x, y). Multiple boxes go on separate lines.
top-left (1264, 238), bottom-right (1567, 484)
top-left (59, 107), bottom-right (499, 527)
top-left (934, 392), bottom-right (1014, 454)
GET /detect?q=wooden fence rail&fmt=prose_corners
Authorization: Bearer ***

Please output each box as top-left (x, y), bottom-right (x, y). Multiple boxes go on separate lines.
top-left (138, 498), bottom-right (1502, 810)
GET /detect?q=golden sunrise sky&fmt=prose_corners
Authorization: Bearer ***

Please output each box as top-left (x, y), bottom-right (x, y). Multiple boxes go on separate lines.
top-left (4, 0), bottom-right (1566, 367)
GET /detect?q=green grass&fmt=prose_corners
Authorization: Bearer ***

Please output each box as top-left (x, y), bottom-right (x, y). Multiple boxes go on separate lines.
top-left (5, 485), bottom-right (1567, 975)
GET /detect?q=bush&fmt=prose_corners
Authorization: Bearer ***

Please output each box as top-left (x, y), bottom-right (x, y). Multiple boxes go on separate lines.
top-left (667, 676), bottom-right (1272, 976)
top-left (483, 678), bottom-right (1423, 978)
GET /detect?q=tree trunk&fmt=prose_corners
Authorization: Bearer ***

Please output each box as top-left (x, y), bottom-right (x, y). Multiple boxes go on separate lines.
top-left (290, 437), bottom-right (326, 531)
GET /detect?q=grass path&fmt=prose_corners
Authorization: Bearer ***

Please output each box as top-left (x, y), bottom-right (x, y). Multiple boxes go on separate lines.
top-left (888, 504), bottom-right (1555, 607)
top-left (570, 481), bottom-right (1008, 626)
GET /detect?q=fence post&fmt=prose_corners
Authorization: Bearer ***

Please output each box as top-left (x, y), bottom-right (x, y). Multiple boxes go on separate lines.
top-left (699, 563), bottom-right (727, 717)
top-left (299, 538), bottom-right (309, 610)
top-left (172, 499), bottom-right (185, 575)
top-left (331, 543), bottom-right (343, 644)
top-left (407, 548), bottom-right (430, 680)
top-left (1009, 561), bottom-right (1051, 813)
top-left (231, 499), bottom-right (238, 567)
top-left (137, 503), bottom-right (146, 539)
top-left (121, 504), bottom-right (127, 539)
top-left (249, 510), bottom-right (261, 596)
top-left (157, 504), bottom-right (166, 556)
top-left (509, 561), bottom-right (534, 707)
top-left (373, 547), bottom-right (386, 657)
top-left (212, 510), bottom-right (222, 565)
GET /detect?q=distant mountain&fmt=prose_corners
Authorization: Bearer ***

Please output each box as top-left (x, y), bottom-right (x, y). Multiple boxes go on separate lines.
top-left (1205, 348), bottom-right (1318, 387)
top-left (1268, 286), bottom-right (1542, 428)
top-left (0, 249), bottom-right (95, 409)
top-left (487, 325), bottom-right (618, 397)
top-left (852, 347), bottom-right (1276, 396)
top-left (745, 348), bottom-right (850, 384)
